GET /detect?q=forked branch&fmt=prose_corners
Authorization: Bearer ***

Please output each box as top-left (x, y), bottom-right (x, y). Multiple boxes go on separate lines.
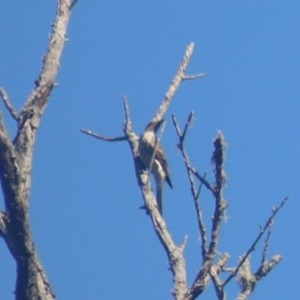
top-left (83, 41), bottom-right (286, 300)
top-left (173, 112), bottom-right (286, 300)
top-left (83, 43), bottom-right (205, 300)
top-left (0, 1), bottom-right (76, 299)
top-left (151, 42), bottom-right (204, 126)
top-left (223, 197), bottom-right (288, 288)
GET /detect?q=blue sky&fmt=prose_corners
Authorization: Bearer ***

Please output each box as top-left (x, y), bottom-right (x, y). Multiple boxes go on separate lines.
top-left (0, 1), bottom-right (299, 299)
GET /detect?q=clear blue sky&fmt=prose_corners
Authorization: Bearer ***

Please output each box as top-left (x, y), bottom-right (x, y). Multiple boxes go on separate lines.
top-left (0, 1), bottom-right (299, 299)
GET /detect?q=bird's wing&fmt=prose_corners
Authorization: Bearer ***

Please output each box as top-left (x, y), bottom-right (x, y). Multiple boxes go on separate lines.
top-left (155, 143), bottom-right (173, 189)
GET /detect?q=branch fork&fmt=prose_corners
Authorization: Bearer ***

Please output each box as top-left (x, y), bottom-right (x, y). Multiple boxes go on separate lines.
top-left (0, 1), bottom-right (76, 299)
top-left (81, 42), bottom-right (286, 300)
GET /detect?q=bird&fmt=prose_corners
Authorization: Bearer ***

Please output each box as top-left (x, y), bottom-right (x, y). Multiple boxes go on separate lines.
top-left (138, 119), bottom-right (173, 214)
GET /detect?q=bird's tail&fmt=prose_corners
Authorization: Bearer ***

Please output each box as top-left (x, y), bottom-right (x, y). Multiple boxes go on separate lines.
top-left (156, 181), bottom-right (164, 215)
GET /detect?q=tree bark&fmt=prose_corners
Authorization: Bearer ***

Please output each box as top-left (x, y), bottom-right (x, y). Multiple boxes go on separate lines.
top-left (0, 1), bottom-right (76, 299)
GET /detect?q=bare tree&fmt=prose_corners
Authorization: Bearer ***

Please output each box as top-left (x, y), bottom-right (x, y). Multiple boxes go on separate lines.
top-left (0, 2), bottom-right (286, 299)
top-left (82, 43), bottom-right (287, 300)
top-left (0, 1), bottom-right (76, 299)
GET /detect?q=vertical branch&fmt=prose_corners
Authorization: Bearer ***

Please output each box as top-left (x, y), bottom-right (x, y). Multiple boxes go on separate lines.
top-left (188, 132), bottom-right (227, 299)
top-left (123, 98), bottom-right (188, 300)
top-left (107, 43), bottom-right (203, 299)
top-left (208, 131), bottom-right (227, 258)
top-left (152, 42), bottom-right (205, 124)
top-left (0, 1), bottom-right (76, 299)
top-left (122, 42), bottom-right (206, 299)
top-left (172, 113), bottom-right (208, 260)
top-left (23, 0), bottom-right (74, 113)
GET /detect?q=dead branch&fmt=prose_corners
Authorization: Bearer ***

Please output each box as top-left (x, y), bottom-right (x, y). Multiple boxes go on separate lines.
top-left (236, 253), bottom-right (282, 300)
top-left (223, 197), bottom-right (288, 288)
top-left (149, 42), bottom-right (204, 128)
top-left (236, 257), bottom-right (255, 300)
top-left (172, 107), bottom-right (287, 300)
top-left (123, 95), bottom-right (132, 131)
top-left (135, 44), bottom-right (206, 299)
top-left (210, 265), bottom-right (225, 300)
top-left (134, 44), bottom-right (204, 298)
top-left (172, 113), bottom-right (208, 260)
top-left (212, 132), bottom-right (227, 192)
top-left (0, 1), bottom-right (76, 299)
top-left (183, 73), bottom-right (206, 80)
top-left (80, 128), bottom-right (127, 141)
top-left (97, 44), bottom-right (203, 299)
top-left (22, 0), bottom-right (76, 114)
top-left (255, 254), bottom-right (282, 280)
top-left (261, 231), bottom-right (271, 264)
top-left (208, 132), bottom-right (227, 257)
top-left (81, 96), bottom-right (134, 144)
top-left (209, 253), bottom-right (231, 300)
top-left (187, 132), bottom-right (228, 299)
top-left (188, 166), bottom-right (215, 194)
top-left (83, 38), bottom-right (286, 300)
top-left (0, 87), bottom-right (19, 121)
top-left (172, 115), bottom-right (229, 299)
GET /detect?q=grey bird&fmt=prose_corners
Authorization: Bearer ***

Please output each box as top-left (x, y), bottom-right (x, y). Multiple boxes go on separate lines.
top-left (138, 119), bottom-right (173, 214)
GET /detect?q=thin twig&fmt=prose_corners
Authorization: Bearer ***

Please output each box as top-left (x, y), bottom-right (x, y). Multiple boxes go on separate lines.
top-left (0, 87), bottom-right (19, 121)
top-left (261, 231), bottom-right (271, 264)
top-left (189, 166), bottom-right (215, 193)
top-left (181, 111), bottom-right (194, 143)
top-left (194, 172), bottom-right (209, 259)
top-left (172, 114), bottom-right (182, 138)
top-left (122, 96), bottom-right (140, 158)
top-left (80, 129), bottom-right (127, 141)
top-left (195, 172), bottom-right (206, 200)
top-left (179, 235), bottom-right (188, 253)
top-left (154, 42), bottom-right (203, 122)
top-left (122, 95), bottom-right (133, 133)
top-left (172, 113), bottom-right (208, 259)
top-left (223, 197), bottom-right (288, 287)
top-left (183, 73), bottom-right (206, 80)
